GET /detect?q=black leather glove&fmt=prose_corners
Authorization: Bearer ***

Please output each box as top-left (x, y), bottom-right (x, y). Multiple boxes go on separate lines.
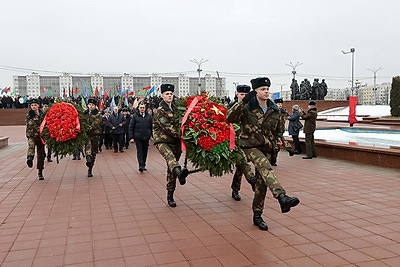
top-left (242, 90), bottom-right (256, 104)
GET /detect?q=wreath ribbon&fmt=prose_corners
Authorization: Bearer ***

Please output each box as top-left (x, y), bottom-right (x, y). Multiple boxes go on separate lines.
top-left (181, 96), bottom-right (201, 151)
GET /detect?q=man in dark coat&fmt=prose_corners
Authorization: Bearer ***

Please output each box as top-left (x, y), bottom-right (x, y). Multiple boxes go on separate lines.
top-left (299, 101), bottom-right (318, 159)
top-left (108, 106), bottom-right (125, 153)
top-left (100, 109), bottom-right (112, 150)
top-left (26, 98), bottom-right (46, 180)
top-left (122, 108), bottom-right (131, 149)
top-left (129, 102), bottom-right (152, 172)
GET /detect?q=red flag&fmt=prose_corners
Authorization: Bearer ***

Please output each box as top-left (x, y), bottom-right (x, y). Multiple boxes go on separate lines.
top-left (128, 91), bottom-right (135, 96)
top-left (95, 86), bottom-right (99, 96)
top-left (348, 96), bottom-right (358, 125)
top-left (143, 86), bottom-right (151, 90)
top-left (4, 87), bottom-right (11, 93)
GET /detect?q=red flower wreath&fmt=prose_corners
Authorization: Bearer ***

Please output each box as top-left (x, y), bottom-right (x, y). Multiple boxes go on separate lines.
top-left (42, 102), bottom-right (81, 142)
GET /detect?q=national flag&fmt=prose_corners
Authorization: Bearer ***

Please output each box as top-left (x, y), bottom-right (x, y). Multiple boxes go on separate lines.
top-left (98, 98), bottom-right (104, 110)
top-left (2, 87), bottom-right (11, 93)
top-left (124, 96), bottom-right (129, 107)
top-left (89, 84), bottom-right (93, 96)
top-left (95, 86), bottom-right (99, 96)
top-left (348, 96), bottom-right (358, 125)
top-left (81, 97), bottom-right (87, 109)
top-left (145, 86), bottom-right (156, 98)
top-left (128, 91), bottom-right (135, 96)
top-left (110, 96), bottom-right (116, 108)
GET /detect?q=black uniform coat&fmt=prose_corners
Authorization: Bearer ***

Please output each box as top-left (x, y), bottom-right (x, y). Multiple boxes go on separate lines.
top-left (129, 110), bottom-right (153, 141)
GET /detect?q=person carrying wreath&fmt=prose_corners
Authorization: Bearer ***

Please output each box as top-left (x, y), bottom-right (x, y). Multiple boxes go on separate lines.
top-left (152, 84), bottom-right (189, 207)
top-left (26, 98), bottom-right (46, 180)
top-left (227, 77), bottom-right (300, 231)
top-left (84, 98), bottom-right (102, 177)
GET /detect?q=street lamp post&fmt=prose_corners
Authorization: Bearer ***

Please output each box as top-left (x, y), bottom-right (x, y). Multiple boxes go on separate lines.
top-left (276, 83), bottom-right (286, 99)
top-left (367, 67), bottom-right (383, 105)
top-left (190, 58), bottom-right (208, 92)
top-left (285, 62), bottom-right (303, 80)
top-left (342, 48), bottom-right (355, 96)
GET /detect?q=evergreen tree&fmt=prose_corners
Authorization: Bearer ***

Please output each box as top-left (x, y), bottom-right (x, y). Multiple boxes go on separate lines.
top-left (390, 76), bottom-right (400, 116)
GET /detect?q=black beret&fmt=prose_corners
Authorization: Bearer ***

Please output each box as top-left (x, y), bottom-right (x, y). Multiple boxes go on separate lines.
top-left (308, 100), bottom-right (317, 106)
top-left (274, 98), bottom-right (283, 104)
top-left (87, 98), bottom-right (97, 105)
top-left (236, 85), bottom-right (251, 93)
top-left (250, 77), bottom-right (271, 89)
top-left (160, 84), bottom-right (174, 93)
top-left (29, 98), bottom-right (40, 105)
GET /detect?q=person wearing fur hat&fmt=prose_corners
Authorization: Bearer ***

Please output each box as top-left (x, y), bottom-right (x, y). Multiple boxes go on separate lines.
top-left (299, 100), bottom-right (318, 159)
top-left (227, 77), bottom-right (300, 231)
top-left (229, 84), bottom-right (256, 201)
top-left (270, 98), bottom-right (295, 166)
top-left (153, 84), bottom-right (189, 207)
top-left (287, 105), bottom-right (303, 154)
top-left (84, 98), bottom-right (102, 177)
top-left (25, 98), bottom-right (46, 180)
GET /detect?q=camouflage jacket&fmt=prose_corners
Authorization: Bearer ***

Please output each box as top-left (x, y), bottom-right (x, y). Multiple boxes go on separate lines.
top-left (84, 108), bottom-right (102, 136)
top-left (26, 109), bottom-right (45, 138)
top-left (227, 97), bottom-right (282, 151)
top-left (152, 100), bottom-right (180, 145)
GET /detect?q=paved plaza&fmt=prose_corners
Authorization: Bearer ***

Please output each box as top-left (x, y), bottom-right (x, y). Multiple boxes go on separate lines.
top-left (0, 125), bottom-right (399, 266)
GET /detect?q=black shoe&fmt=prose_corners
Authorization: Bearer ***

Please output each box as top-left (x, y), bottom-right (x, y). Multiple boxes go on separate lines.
top-left (27, 156), bottom-right (33, 168)
top-left (294, 150), bottom-right (301, 155)
top-left (99, 147), bottom-right (102, 152)
top-left (76, 156), bottom-right (81, 160)
top-left (139, 167), bottom-right (144, 173)
top-left (167, 191), bottom-right (176, 207)
top-left (86, 156), bottom-right (93, 167)
top-left (271, 163), bottom-right (277, 166)
top-left (143, 168), bottom-right (147, 171)
top-left (253, 213), bottom-right (268, 231)
top-left (174, 166), bottom-right (189, 185)
top-left (278, 193), bottom-right (300, 213)
top-left (232, 190), bottom-right (241, 201)
top-left (313, 155), bottom-right (317, 158)
top-left (119, 149), bottom-right (124, 153)
top-left (248, 176), bottom-right (256, 192)
top-left (87, 169), bottom-right (93, 177)
top-left (288, 150), bottom-right (295, 157)
top-left (125, 146), bottom-right (129, 149)
top-left (302, 156), bottom-right (313, 159)
top-left (47, 158), bottom-right (53, 162)
top-left (114, 150), bottom-right (118, 153)
top-left (38, 169), bottom-right (44, 180)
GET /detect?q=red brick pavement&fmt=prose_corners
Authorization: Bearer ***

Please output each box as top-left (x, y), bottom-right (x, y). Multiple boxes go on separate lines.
top-left (0, 126), bottom-right (399, 266)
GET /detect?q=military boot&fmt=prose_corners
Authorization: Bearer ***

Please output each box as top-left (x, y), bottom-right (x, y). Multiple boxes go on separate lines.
top-left (278, 193), bottom-right (300, 213)
top-left (167, 190), bottom-right (176, 207)
top-left (231, 190), bottom-right (241, 201)
top-left (86, 155), bottom-right (93, 168)
top-left (248, 176), bottom-right (256, 192)
top-left (270, 156), bottom-right (277, 166)
top-left (27, 156), bottom-right (34, 168)
top-left (288, 149), bottom-right (295, 157)
top-left (38, 169), bottom-right (44, 180)
top-left (87, 167), bottom-right (93, 177)
top-left (253, 212), bottom-right (268, 231)
top-left (173, 166), bottom-right (189, 185)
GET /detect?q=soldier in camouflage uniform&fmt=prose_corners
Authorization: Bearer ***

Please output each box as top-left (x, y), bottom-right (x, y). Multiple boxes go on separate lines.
top-left (152, 84), bottom-right (189, 207)
top-left (229, 84), bottom-right (256, 201)
top-left (227, 77), bottom-right (300, 231)
top-left (26, 98), bottom-right (46, 180)
top-left (84, 98), bottom-right (102, 177)
top-left (269, 98), bottom-right (295, 166)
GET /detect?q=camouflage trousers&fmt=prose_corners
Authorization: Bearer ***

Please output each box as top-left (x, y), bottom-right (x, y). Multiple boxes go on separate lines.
top-left (231, 149), bottom-right (255, 191)
top-left (27, 137), bottom-right (45, 170)
top-left (242, 147), bottom-right (286, 214)
top-left (155, 143), bottom-right (182, 191)
top-left (85, 135), bottom-right (100, 166)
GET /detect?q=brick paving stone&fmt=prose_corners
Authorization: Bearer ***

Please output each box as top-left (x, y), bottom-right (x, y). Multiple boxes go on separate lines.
top-left (1, 125), bottom-right (400, 266)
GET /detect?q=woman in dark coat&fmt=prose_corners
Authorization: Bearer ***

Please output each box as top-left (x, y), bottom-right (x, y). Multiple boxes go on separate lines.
top-left (287, 105), bottom-right (302, 154)
top-left (129, 102), bottom-right (153, 172)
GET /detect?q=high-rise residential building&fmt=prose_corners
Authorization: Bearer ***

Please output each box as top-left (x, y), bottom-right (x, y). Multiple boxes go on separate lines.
top-left (13, 73), bottom-right (227, 98)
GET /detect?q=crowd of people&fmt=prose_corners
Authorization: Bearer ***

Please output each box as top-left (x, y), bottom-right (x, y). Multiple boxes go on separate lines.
top-left (23, 77), bottom-right (321, 231)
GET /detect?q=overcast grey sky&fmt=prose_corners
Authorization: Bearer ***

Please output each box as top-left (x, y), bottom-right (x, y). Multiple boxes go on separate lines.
top-left (1, 0), bottom-right (399, 95)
